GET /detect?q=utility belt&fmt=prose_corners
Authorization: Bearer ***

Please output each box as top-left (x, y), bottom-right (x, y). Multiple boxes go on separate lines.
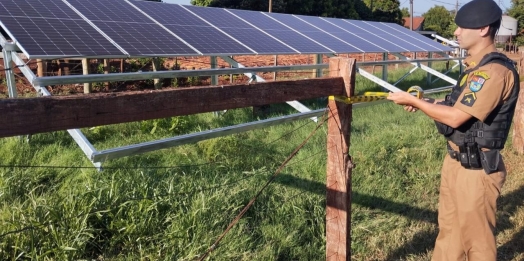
top-left (447, 143), bottom-right (501, 174)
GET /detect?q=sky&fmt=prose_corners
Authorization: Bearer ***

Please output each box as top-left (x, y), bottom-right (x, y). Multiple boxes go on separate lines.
top-left (162, 0), bottom-right (513, 17)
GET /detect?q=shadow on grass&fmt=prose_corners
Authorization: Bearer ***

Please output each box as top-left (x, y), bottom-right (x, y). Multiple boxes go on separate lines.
top-left (497, 184), bottom-right (524, 260)
top-left (275, 174), bottom-right (524, 260)
top-left (275, 173), bottom-right (437, 222)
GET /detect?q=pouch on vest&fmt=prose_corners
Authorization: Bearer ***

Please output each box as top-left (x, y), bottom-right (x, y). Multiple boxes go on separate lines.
top-left (480, 149), bottom-right (501, 174)
top-left (458, 143), bottom-right (482, 169)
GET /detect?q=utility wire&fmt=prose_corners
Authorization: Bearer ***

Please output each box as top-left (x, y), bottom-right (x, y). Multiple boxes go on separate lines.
top-left (195, 108), bottom-right (331, 261)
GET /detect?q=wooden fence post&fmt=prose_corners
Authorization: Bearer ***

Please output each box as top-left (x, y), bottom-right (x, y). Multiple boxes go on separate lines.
top-left (153, 58), bottom-right (162, 89)
top-left (326, 57), bottom-right (356, 261)
top-left (82, 58), bottom-right (91, 93)
top-left (36, 59), bottom-right (46, 77)
top-left (104, 59), bottom-right (110, 89)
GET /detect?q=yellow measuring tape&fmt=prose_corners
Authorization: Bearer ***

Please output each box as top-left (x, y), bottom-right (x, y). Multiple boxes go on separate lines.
top-left (329, 86), bottom-right (424, 104)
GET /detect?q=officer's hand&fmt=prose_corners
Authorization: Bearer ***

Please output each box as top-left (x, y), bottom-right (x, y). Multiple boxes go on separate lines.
top-left (404, 105), bottom-right (418, 112)
top-left (387, 91), bottom-right (417, 106)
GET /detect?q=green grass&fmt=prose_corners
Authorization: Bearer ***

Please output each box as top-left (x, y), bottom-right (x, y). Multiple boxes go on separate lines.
top-left (1, 63), bottom-right (523, 260)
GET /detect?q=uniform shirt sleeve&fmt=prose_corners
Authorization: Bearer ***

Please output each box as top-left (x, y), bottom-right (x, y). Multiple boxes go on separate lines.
top-left (453, 64), bottom-right (514, 122)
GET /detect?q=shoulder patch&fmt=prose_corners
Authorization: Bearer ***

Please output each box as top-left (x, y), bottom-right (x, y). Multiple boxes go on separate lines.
top-left (473, 71), bottom-right (490, 80)
top-left (460, 92), bottom-right (477, 107)
top-left (469, 72), bottom-right (489, 92)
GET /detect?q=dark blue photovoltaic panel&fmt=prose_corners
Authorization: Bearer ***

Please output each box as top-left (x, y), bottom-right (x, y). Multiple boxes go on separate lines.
top-left (181, 5), bottom-right (297, 54)
top-left (69, 0), bottom-right (152, 23)
top-left (349, 20), bottom-right (427, 52)
top-left (264, 12), bottom-right (361, 53)
top-left (0, 0), bottom-right (79, 19)
top-left (379, 22), bottom-right (450, 52)
top-left (0, 0), bottom-right (124, 58)
top-left (344, 20), bottom-right (416, 52)
top-left (294, 15), bottom-right (386, 53)
top-left (132, 1), bottom-right (255, 55)
top-left (323, 18), bottom-right (408, 53)
top-left (226, 9), bottom-right (332, 53)
top-left (68, 0), bottom-right (199, 56)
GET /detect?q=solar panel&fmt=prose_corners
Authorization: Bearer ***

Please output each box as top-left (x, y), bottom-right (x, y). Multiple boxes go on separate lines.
top-left (181, 6), bottom-right (298, 55)
top-left (349, 21), bottom-right (427, 52)
top-left (322, 18), bottom-right (409, 53)
top-left (379, 22), bottom-right (450, 52)
top-left (131, 1), bottom-right (256, 55)
top-left (226, 9), bottom-right (333, 54)
top-left (0, 0), bottom-right (79, 20)
top-left (67, 0), bottom-right (200, 56)
top-left (0, 0), bottom-right (452, 59)
top-left (263, 12), bottom-right (363, 53)
top-left (293, 15), bottom-right (386, 53)
top-left (0, 0), bottom-right (125, 59)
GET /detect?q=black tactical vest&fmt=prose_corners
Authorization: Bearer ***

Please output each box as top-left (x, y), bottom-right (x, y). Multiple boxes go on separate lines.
top-left (435, 52), bottom-right (520, 149)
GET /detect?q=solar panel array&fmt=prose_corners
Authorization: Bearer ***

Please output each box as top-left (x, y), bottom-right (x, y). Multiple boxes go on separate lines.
top-left (0, 0), bottom-right (452, 59)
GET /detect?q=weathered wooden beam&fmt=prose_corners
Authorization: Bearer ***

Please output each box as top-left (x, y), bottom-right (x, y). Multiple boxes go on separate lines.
top-left (0, 77), bottom-right (344, 138)
top-left (326, 57), bottom-right (355, 260)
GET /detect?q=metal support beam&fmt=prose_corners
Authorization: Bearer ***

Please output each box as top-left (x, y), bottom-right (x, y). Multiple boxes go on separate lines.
top-left (0, 35), bottom-right (21, 52)
top-left (30, 57), bottom-right (466, 87)
top-left (392, 53), bottom-right (457, 85)
top-left (2, 50), bottom-right (17, 98)
top-left (393, 66), bottom-right (419, 86)
top-left (357, 67), bottom-right (403, 93)
top-left (10, 51), bottom-right (35, 87)
top-left (382, 53), bottom-right (388, 81)
top-left (7, 46), bottom-right (101, 170)
top-left (220, 56), bottom-right (316, 121)
top-left (91, 109), bottom-right (325, 163)
top-left (220, 56), bottom-right (265, 82)
top-left (382, 53), bottom-right (388, 92)
top-left (427, 52), bottom-right (433, 87)
top-left (210, 56), bottom-right (218, 85)
top-left (314, 54), bottom-right (323, 78)
top-left (432, 62), bottom-right (460, 85)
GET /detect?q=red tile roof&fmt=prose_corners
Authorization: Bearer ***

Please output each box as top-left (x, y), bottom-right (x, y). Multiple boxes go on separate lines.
top-left (403, 17), bottom-right (425, 30)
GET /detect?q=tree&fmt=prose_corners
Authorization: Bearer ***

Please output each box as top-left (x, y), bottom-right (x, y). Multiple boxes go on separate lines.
top-left (508, 0), bottom-right (524, 45)
top-left (191, 0), bottom-right (364, 19)
top-left (361, 0), bottom-right (403, 24)
top-left (423, 5), bottom-right (454, 38)
top-left (401, 7), bottom-right (409, 17)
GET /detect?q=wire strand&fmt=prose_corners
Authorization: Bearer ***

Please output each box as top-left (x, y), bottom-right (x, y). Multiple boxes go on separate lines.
top-left (195, 107), bottom-right (331, 261)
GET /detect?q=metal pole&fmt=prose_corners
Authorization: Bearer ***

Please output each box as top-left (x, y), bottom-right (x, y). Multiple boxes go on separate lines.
top-left (410, 0), bottom-right (414, 31)
top-left (2, 50), bottom-right (17, 98)
top-left (269, 0), bottom-right (272, 12)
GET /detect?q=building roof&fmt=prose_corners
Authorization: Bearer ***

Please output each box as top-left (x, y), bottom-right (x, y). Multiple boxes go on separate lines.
top-left (403, 16), bottom-right (425, 30)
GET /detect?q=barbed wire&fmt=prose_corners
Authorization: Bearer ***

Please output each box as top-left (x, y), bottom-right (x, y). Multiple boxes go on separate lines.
top-left (195, 108), bottom-right (332, 261)
top-left (0, 109), bottom-right (333, 245)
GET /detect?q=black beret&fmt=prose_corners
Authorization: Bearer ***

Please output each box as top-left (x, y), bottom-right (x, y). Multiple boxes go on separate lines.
top-left (455, 0), bottom-right (502, 28)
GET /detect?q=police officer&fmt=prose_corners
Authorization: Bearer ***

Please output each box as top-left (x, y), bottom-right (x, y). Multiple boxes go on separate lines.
top-left (387, 0), bottom-right (520, 260)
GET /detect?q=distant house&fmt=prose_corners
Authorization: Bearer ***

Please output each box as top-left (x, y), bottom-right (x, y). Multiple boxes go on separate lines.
top-left (403, 16), bottom-right (425, 31)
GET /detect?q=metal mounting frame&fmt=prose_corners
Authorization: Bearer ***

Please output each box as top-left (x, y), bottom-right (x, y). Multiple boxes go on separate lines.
top-left (1, 33), bottom-right (464, 170)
